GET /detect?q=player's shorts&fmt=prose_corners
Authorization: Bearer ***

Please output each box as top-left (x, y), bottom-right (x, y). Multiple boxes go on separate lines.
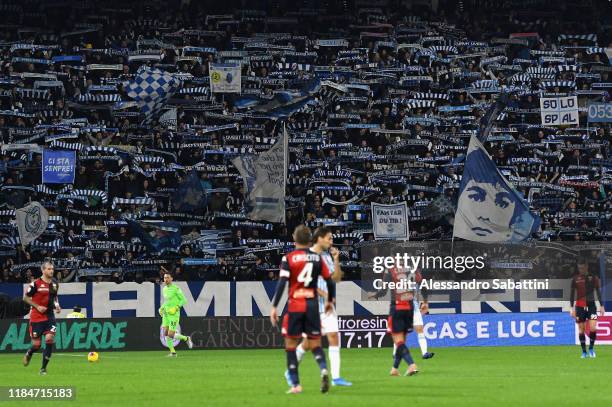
top-left (575, 304), bottom-right (598, 322)
top-left (320, 309), bottom-right (339, 335)
top-left (162, 313), bottom-right (180, 331)
top-left (413, 300), bottom-right (424, 326)
top-left (387, 309), bottom-right (414, 335)
top-left (29, 319), bottom-right (56, 338)
top-left (282, 300), bottom-right (321, 339)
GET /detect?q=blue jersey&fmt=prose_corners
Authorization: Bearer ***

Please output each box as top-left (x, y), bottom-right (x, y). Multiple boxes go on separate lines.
top-left (318, 252), bottom-right (335, 313)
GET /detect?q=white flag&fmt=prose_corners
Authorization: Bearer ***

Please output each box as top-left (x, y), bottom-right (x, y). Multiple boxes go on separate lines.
top-left (232, 127), bottom-right (287, 223)
top-left (15, 201), bottom-right (49, 246)
top-left (209, 63), bottom-right (241, 93)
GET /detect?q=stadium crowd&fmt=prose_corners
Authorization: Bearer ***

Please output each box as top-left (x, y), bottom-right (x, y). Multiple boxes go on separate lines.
top-left (0, 0), bottom-right (610, 284)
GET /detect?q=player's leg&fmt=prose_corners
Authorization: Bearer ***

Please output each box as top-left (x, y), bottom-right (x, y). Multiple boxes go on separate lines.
top-left (166, 315), bottom-right (192, 350)
top-left (588, 314), bottom-right (597, 357)
top-left (305, 303), bottom-right (329, 393)
top-left (23, 323), bottom-right (41, 367)
top-left (308, 336), bottom-right (330, 393)
top-left (413, 305), bottom-right (434, 359)
top-left (296, 337), bottom-right (308, 363)
top-left (576, 309), bottom-right (588, 358)
top-left (40, 329), bottom-right (55, 375)
top-left (282, 312), bottom-right (303, 393)
top-left (392, 310), bottom-right (417, 376)
top-left (323, 310), bottom-right (351, 386)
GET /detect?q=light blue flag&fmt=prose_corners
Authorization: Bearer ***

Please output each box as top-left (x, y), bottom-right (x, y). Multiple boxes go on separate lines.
top-left (453, 136), bottom-right (540, 242)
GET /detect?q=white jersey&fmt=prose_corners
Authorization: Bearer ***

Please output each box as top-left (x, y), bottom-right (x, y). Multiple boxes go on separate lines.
top-left (318, 251), bottom-right (335, 314)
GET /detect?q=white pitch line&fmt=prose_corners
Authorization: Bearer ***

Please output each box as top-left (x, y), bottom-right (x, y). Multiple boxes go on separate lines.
top-left (54, 353), bottom-right (121, 359)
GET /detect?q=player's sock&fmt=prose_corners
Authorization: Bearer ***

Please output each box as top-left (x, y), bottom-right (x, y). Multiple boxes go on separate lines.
top-left (295, 343), bottom-right (306, 363)
top-left (166, 337), bottom-right (176, 353)
top-left (286, 348), bottom-right (299, 386)
top-left (589, 331), bottom-right (597, 351)
top-left (311, 346), bottom-right (328, 372)
top-left (579, 333), bottom-right (587, 353)
top-left (328, 346), bottom-right (340, 380)
top-left (395, 341), bottom-right (414, 366)
top-left (26, 344), bottom-right (40, 357)
top-left (393, 352), bottom-right (402, 369)
top-left (41, 342), bottom-right (53, 369)
top-left (173, 333), bottom-right (188, 341)
top-left (417, 333), bottom-right (428, 355)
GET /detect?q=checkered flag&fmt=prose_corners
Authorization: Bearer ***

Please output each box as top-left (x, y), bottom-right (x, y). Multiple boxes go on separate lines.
top-left (125, 66), bottom-right (182, 124)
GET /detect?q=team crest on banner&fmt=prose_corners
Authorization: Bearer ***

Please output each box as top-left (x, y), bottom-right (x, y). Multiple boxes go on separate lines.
top-left (209, 63), bottom-right (241, 93)
top-left (372, 202), bottom-right (409, 240)
top-left (15, 202), bottom-right (49, 246)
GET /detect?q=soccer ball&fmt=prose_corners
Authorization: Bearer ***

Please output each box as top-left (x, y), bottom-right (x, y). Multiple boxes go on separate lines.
top-left (87, 352), bottom-right (99, 362)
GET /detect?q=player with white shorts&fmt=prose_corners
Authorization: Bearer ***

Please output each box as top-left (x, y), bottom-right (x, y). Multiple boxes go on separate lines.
top-left (285, 226), bottom-right (352, 387)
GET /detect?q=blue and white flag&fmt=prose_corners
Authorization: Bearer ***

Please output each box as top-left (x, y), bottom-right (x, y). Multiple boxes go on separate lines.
top-left (173, 171), bottom-right (207, 212)
top-left (453, 136), bottom-right (540, 242)
top-left (209, 63), bottom-right (241, 93)
top-left (232, 127), bottom-right (287, 223)
top-left (42, 149), bottom-right (76, 184)
top-left (128, 220), bottom-right (183, 254)
top-left (125, 66), bottom-right (182, 124)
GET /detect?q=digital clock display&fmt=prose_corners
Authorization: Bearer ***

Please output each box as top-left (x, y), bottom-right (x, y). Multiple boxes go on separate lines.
top-left (338, 316), bottom-right (393, 348)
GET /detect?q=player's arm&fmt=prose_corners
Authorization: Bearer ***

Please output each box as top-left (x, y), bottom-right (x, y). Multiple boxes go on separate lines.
top-left (54, 282), bottom-right (61, 313)
top-left (23, 283), bottom-right (46, 314)
top-left (270, 256), bottom-right (290, 327)
top-left (176, 286), bottom-right (187, 308)
top-left (321, 256), bottom-right (336, 313)
top-left (323, 278), bottom-right (336, 313)
top-left (594, 277), bottom-right (605, 315)
top-left (417, 271), bottom-right (429, 314)
top-left (329, 247), bottom-right (342, 282)
top-left (569, 278), bottom-right (576, 317)
top-left (368, 269), bottom-right (390, 299)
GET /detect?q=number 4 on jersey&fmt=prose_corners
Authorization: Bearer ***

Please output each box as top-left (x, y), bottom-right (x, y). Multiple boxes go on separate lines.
top-left (297, 263), bottom-right (313, 286)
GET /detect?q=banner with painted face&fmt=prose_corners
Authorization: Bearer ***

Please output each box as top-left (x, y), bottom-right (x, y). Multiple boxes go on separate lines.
top-left (453, 136), bottom-right (540, 242)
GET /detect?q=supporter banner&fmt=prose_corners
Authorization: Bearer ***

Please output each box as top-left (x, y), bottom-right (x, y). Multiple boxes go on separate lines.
top-left (2, 281), bottom-right (607, 318)
top-left (540, 96), bottom-right (578, 126)
top-left (15, 202), bottom-right (49, 247)
top-left (454, 136), bottom-right (540, 242)
top-left (371, 202), bottom-right (409, 240)
top-left (209, 63), bottom-right (241, 93)
top-left (232, 128), bottom-right (287, 223)
top-left (42, 150), bottom-right (76, 184)
top-left (587, 102), bottom-right (612, 123)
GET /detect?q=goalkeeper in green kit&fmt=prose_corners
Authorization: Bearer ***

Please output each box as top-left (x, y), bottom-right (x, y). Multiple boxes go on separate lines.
top-left (159, 270), bottom-right (193, 356)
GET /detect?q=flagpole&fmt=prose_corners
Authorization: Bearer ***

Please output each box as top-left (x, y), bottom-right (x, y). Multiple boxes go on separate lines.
top-left (283, 122), bottom-right (288, 225)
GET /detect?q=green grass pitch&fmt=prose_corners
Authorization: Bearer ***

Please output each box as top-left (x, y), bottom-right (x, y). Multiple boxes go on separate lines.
top-left (0, 346), bottom-right (610, 406)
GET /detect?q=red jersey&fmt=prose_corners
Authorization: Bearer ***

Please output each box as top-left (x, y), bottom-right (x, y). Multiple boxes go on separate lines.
top-left (280, 249), bottom-right (331, 312)
top-left (25, 278), bottom-right (59, 323)
top-left (571, 273), bottom-right (600, 307)
top-left (383, 266), bottom-right (423, 311)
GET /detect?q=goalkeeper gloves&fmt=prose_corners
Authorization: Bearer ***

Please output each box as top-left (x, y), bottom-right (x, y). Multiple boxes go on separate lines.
top-left (168, 306), bottom-right (179, 315)
top-left (158, 307), bottom-right (163, 316)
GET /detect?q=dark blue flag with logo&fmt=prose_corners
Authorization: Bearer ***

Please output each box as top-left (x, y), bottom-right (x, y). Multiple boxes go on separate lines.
top-left (173, 171), bottom-right (207, 212)
top-left (128, 220), bottom-right (182, 254)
